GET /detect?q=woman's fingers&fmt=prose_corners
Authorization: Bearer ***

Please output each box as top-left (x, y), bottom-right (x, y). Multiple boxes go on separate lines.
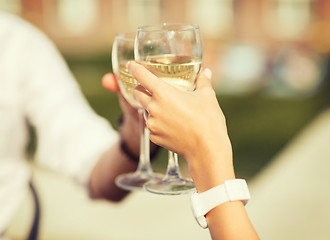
top-left (127, 61), bottom-right (167, 94)
top-left (133, 85), bottom-right (152, 110)
top-left (102, 73), bottom-right (120, 93)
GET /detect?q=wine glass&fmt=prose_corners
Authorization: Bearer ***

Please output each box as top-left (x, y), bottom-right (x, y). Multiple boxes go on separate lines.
top-left (112, 32), bottom-right (163, 191)
top-left (135, 23), bottom-right (203, 195)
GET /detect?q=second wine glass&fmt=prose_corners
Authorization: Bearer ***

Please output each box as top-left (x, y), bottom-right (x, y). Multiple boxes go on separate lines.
top-left (135, 23), bottom-right (203, 195)
top-left (112, 32), bottom-right (163, 191)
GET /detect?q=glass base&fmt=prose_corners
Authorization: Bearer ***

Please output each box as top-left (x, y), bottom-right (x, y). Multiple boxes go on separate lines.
top-left (115, 172), bottom-right (163, 191)
top-left (144, 178), bottom-right (195, 195)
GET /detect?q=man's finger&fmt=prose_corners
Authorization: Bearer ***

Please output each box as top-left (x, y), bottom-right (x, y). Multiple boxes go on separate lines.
top-left (102, 73), bottom-right (120, 93)
top-left (127, 61), bottom-right (167, 94)
top-left (195, 68), bottom-right (213, 90)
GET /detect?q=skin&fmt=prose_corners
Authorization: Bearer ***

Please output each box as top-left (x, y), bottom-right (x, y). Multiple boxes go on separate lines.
top-left (88, 72), bottom-right (159, 202)
top-left (88, 74), bottom-right (139, 201)
top-left (124, 61), bottom-right (259, 240)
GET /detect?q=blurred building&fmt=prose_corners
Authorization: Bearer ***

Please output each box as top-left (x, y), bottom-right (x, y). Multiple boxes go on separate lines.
top-left (0, 0), bottom-right (329, 96)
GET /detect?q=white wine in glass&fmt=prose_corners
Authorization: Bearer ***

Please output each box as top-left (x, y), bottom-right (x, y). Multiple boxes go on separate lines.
top-left (112, 32), bottom-right (163, 191)
top-left (135, 23), bottom-right (203, 195)
top-left (140, 54), bottom-right (202, 91)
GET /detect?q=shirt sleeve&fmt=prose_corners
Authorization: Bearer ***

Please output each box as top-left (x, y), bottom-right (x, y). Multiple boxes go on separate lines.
top-left (20, 21), bottom-right (118, 186)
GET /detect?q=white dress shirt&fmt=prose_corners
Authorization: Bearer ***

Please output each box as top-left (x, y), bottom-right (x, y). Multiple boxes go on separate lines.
top-left (0, 11), bottom-right (118, 232)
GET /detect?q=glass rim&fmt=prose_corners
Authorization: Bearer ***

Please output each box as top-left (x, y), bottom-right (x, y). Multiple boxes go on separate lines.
top-left (137, 23), bottom-right (199, 32)
top-left (114, 31), bottom-right (136, 41)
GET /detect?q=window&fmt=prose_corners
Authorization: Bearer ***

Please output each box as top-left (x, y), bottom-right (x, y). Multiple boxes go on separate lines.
top-left (127, 0), bottom-right (160, 28)
top-left (57, 0), bottom-right (99, 35)
top-left (187, 0), bottom-right (234, 39)
top-left (264, 0), bottom-right (312, 40)
top-left (0, 0), bottom-right (22, 15)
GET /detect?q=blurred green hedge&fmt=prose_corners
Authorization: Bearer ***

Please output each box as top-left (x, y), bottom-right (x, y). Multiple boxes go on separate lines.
top-left (27, 54), bottom-right (329, 181)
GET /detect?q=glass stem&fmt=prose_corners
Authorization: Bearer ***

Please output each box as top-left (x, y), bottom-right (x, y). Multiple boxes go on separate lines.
top-left (136, 109), bottom-right (153, 175)
top-left (165, 151), bottom-right (183, 179)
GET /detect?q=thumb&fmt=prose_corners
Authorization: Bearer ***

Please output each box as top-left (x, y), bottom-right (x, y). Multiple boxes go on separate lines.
top-left (195, 68), bottom-right (212, 90)
top-left (102, 73), bottom-right (120, 93)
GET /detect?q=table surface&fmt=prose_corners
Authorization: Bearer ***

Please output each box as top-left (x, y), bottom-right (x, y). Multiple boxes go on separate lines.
top-left (6, 108), bottom-right (330, 240)
top-left (247, 108), bottom-right (330, 240)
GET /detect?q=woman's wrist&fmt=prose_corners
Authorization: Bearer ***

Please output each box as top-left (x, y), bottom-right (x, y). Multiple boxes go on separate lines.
top-left (189, 162), bottom-right (235, 193)
top-left (186, 136), bottom-right (235, 192)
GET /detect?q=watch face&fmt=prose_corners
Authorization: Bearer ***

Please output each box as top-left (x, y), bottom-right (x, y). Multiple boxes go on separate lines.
top-left (224, 179), bottom-right (251, 204)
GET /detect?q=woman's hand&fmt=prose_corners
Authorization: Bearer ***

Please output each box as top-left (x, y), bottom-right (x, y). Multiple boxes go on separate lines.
top-left (128, 62), bottom-right (235, 191)
top-left (128, 61), bottom-right (227, 159)
top-left (123, 63), bottom-right (259, 240)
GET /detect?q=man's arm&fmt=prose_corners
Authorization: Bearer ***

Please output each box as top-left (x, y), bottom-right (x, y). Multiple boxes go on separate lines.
top-left (88, 73), bottom-right (158, 201)
top-left (88, 108), bottom-right (140, 201)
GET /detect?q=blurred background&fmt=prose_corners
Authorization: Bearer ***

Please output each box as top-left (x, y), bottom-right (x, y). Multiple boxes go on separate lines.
top-left (0, 0), bottom-right (329, 179)
top-left (1, 0), bottom-right (330, 239)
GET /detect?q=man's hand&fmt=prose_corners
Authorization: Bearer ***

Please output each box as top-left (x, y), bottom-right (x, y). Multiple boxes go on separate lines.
top-left (102, 73), bottom-right (120, 93)
top-left (102, 73), bottom-right (140, 157)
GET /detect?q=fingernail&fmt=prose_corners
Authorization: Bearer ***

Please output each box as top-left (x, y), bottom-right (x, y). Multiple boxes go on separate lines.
top-left (126, 61), bottom-right (133, 74)
top-left (204, 68), bottom-right (212, 79)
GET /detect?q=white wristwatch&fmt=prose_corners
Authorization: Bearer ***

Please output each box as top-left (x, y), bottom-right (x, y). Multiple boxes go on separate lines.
top-left (190, 179), bottom-right (251, 229)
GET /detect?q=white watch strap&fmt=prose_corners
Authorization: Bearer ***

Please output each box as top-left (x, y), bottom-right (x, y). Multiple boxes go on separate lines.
top-left (190, 179), bottom-right (250, 229)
